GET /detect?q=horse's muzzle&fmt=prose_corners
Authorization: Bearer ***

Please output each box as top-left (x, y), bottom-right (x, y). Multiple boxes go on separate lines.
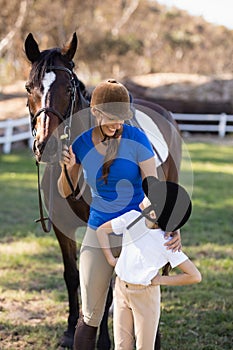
top-left (33, 136), bottom-right (60, 164)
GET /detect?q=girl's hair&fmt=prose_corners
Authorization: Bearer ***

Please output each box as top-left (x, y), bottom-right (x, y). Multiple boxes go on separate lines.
top-left (101, 128), bottom-right (123, 184)
top-left (162, 262), bottom-right (172, 276)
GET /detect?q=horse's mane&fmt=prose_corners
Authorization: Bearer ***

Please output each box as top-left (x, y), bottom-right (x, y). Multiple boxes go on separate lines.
top-left (29, 48), bottom-right (91, 101)
top-left (78, 79), bottom-right (91, 102)
top-left (29, 48), bottom-right (74, 88)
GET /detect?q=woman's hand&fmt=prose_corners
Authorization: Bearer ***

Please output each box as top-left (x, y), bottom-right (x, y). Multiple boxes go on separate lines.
top-left (164, 229), bottom-right (182, 252)
top-left (58, 145), bottom-right (79, 198)
top-left (60, 145), bottom-right (76, 169)
top-left (107, 256), bottom-right (118, 267)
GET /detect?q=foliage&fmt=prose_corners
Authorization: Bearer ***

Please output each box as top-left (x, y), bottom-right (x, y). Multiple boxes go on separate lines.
top-left (0, 141), bottom-right (232, 349)
top-left (1, 0), bottom-right (233, 85)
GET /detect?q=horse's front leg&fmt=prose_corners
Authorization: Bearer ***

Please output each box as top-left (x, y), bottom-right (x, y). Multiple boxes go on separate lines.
top-left (53, 224), bottom-right (79, 349)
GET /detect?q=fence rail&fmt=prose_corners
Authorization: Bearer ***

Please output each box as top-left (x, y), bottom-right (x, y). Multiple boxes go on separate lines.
top-left (172, 112), bottom-right (233, 138)
top-left (0, 113), bottom-right (233, 154)
top-left (0, 116), bottom-right (33, 154)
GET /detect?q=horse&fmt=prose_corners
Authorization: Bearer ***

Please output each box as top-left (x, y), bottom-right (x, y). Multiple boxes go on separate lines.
top-left (24, 32), bottom-right (182, 349)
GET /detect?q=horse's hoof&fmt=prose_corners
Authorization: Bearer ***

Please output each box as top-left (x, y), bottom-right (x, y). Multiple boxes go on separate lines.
top-left (59, 330), bottom-right (74, 349)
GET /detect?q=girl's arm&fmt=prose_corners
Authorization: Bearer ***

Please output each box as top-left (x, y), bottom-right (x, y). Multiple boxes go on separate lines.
top-left (151, 259), bottom-right (202, 286)
top-left (96, 222), bottom-right (118, 267)
top-left (58, 145), bottom-right (80, 198)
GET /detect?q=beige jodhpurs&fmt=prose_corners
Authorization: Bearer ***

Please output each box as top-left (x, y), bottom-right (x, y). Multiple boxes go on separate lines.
top-left (79, 227), bottom-right (122, 327)
top-left (113, 276), bottom-right (161, 350)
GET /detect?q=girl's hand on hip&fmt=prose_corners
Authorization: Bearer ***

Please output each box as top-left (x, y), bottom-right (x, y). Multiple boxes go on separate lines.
top-left (151, 273), bottom-right (161, 286)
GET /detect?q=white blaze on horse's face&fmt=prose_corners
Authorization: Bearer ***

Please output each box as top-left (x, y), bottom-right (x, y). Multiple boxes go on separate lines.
top-left (38, 71), bottom-right (56, 138)
top-left (42, 71), bottom-right (56, 109)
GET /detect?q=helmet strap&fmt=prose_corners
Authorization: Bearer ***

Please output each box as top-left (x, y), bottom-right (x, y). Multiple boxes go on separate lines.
top-left (126, 205), bottom-right (158, 230)
top-left (98, 124), bottom-right (122, 144)
top-left (99, 125), bottom-right (110, 143)
top-left (141, 205), bottom-right (158, 224)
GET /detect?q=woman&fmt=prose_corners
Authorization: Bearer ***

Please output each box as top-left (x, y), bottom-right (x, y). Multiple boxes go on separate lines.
top-left (58, 79), bottom-right (181, 349)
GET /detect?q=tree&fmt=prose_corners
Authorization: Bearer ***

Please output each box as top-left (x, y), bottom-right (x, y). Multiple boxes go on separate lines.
top-left (0, 0), bottom-right (28, 55)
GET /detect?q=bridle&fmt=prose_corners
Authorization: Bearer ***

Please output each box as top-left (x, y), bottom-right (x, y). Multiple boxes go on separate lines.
top-left (30, 64), bottom-right (90, 232)
top-left (30, 65), bottom-right (87, 139)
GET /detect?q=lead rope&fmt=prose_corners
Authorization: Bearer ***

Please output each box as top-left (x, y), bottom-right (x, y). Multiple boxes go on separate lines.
top-left (35, 161), bottom-right (53, 233)
top-left (60, 142), bottom-right (87, 202)
top-left (59, 73), bottom-right (90, 201)
top-left (59, 73), bottom-right (79, 200)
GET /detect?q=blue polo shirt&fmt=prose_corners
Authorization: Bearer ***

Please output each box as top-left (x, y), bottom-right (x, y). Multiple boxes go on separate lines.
top-left (72, 124), bottom-right (154, 228)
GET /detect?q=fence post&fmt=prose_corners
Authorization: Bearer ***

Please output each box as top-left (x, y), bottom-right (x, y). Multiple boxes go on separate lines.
top-left (218, 113), bottom-right (227, 138)
top-left (3, 119), bottom-right (13, 154)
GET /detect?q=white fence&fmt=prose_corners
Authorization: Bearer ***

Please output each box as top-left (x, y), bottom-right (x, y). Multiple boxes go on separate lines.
top-left (0, 113), bottom-right (233, 154)
top-left (172, 112), bottom-right (233, 138)
top-left (0, 116), bottom-right (33, 154)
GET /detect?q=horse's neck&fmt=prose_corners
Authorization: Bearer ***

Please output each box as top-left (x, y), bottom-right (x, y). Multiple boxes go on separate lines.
top-left (70, 90), bottom-right (94, 142)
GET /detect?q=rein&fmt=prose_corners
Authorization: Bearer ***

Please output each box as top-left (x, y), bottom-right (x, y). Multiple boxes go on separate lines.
top-left (32, 64), bottom-right (89, 232)
top-left (35, 161), bottom-right (53, 233)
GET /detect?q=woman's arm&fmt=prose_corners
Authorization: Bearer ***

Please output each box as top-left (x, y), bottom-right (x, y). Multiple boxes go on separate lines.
top-left (139, 157), bottom-right (182, 252)
top-left (96, 222), bottom-right (118, 267)
top-left (58, 145), bottom-right (80, 198)
top-left (151, 259), bottom-right (202, 286)
top-left (139, 157), bottom-right (158, 180)
top-left (164, 230), bottom-right (182, 252)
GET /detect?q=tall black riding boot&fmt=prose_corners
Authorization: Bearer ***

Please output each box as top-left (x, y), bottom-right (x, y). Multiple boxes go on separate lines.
top-left (154, 325), bottom-right (161, 350)
top-left (73, 316), bottom-right (98, 350)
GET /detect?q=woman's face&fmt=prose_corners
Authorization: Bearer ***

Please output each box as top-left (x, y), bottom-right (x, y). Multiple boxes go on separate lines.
top-left (93, 108), bottom-right (124, 137)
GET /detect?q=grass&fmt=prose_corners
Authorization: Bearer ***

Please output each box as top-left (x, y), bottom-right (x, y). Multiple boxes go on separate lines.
top-left (0, 140), bottom-right (232, 349)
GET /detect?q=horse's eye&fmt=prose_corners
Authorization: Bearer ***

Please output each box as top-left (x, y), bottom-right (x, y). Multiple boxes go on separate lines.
top-left (25, 83), bottom-right (31, 94)
top-left (67, 85), bottom-right (74, 94)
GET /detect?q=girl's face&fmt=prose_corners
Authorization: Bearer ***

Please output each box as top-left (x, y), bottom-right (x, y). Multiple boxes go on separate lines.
top-left (93, 108), bottom-right (124, 137)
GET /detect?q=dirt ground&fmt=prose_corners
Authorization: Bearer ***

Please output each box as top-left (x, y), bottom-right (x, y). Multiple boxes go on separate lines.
top-left (0, 81), bottom-right (28, 121)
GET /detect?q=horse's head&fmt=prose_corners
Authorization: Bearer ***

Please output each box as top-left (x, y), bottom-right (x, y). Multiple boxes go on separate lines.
top-left (25, 32), bottom-right (89, 162)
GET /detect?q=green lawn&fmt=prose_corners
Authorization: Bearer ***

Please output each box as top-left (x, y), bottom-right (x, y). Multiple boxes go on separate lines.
top-left (0, 140), bottom-right (232, 349)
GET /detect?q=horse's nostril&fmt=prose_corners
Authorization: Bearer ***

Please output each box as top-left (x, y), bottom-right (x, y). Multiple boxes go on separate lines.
top-left (38, 136), bottom-right (60, 164)
top-left (32, 139), bottom-right (37, 153)
top-left (37, 141), bottom-right (46, 154)
top-left (33, 136), bottom-right (60, 163)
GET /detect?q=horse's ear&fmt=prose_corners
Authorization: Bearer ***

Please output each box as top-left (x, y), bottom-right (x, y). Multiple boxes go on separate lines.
top-left (25, 33), bottom-right (41, 63)
top-left (62, 32), bottom-right (78, 61)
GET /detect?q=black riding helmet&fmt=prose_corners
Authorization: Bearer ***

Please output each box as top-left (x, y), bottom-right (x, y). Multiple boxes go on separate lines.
top-left (142, 176), bottom-right (192, 232)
